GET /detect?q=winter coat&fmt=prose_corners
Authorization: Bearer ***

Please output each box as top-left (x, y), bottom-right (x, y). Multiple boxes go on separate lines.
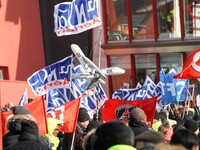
top-left (128, 119), bottom-right (150, 136)
top-left (62, 122), bottom-right (87, 150)
top-left (108, 144), bottom-right (136, 150)
top-left (43, 118), bottom-right (63, 150)
top-left (3, 116), bottom-right (46, 149)
top-left (4, 132), bottom-right (50, 150)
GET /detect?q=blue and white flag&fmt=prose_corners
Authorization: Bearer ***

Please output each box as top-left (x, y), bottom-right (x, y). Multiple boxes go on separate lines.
top-left (160, 69), bottom-right (188, 105)
top-left (135, 82), bottom-right (142, 89)
top-left (18, 88), bottom-right (28, 106)
top-left (28, 56), bottom-right (107, 113)
top-left (72, 65), bottom-right (107, 113)
top-left (54, 0), bottom-right (102, 36)
top-left (112, 86), bottom-right (148, 100)
top-left (27, 55), bottom-right (73, 96)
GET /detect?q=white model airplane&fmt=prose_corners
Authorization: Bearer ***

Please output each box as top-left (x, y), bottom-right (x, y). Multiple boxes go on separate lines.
top-left (71, 44), bottom-right (125, 88)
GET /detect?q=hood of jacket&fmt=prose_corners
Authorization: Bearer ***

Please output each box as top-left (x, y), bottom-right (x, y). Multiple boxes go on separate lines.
top-left (46, 118), bottom-right (63, 134)
top-left (108, 145), bottom-right (136, 150)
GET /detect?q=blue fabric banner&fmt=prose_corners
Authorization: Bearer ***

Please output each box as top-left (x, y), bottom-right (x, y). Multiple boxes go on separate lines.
top-left (54, 0), bottom-right (102, 36)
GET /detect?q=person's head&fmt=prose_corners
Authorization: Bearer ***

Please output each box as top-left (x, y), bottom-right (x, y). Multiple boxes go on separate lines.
top-left (78, 108), bottom-right (90, 128)
top-left (93, 120), bottom-right (135, 150)
top-left (158, 123), bottom-right (173, 143)
top-left (129, 107), bottom-right (147, 123)
top-left (6, 102), bottom-right (14, 110)
top-left (184, 119), bottom-right (199, 135)
top-left (170, 129), bottom-right (199, 150)
top-left (154, 143), bottom-right (187, 150)
top-left (12, 106), bottom-right (31, 115)
top-left (46, 118), bottom-right (63, 137)
top-left (6, 106), bottom-right (35, 131)
top-left (135, 130), bottom-right (164, 150)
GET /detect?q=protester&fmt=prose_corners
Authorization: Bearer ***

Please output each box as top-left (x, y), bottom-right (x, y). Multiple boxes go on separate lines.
top-left (134, 130), bottom-right (164, 149)
top-left (1, 102), bottom-right (14, 112)
top-left (43, 118), bottom-right (63, 150)
top-left (158, 121), bottom-right (173, 143)
top-left (152, 110), bottom-right (162, 131)
top-left (93, 120), bottom-right (136, 150)
top-left (62, 107), bottom-right (91, 150)
top-left (3, 106), bottom-right (46, 148)
top-left (4, 120), bottom-right (50, 150)
top-left (154, 143), bottom-right (187, 150)
top-left (159, 110), bottom-right (176, 126)
top-left (82, 129), bottom-right (97, 150)
top-left (128, 107), bottom-right (150, 136)
top-left (184, 119), bottom-right (199, 135)
top-left (170, 129), bottom-right (199, 150)
top-left (86, 120), bottom-right (101, 133)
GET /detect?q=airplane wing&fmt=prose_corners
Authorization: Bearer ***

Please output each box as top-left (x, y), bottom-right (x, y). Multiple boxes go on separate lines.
top-left (71, 44), bottom-right (106, 82)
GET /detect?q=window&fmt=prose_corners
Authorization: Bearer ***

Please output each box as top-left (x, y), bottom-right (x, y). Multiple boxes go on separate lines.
top-left (184, 0), bottom-right (200, 38)
top-left (160, 53), bottom-right (182, 73)
top-left (103, 0), bottom-right (200, 42)
top-left (0, 67), bottom-right (9, 80)
top-left (157, 0), bottom-right (181, 39)
top-left (135, 54), bottom-right (156, 84)
top-left (106, 0), bottom-right (127, 41)
top-left (110, 55), bottom-right (132, 91)
top-left (130, 0), bottom-right (154, 40)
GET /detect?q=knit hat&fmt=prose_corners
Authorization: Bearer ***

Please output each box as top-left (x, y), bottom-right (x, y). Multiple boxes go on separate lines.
top-left (78, 108), bottom-right (90, 122)
top-left (12, 106), bottom-right (31, 115)
top-left (21, 120), bottom-right (38, 136)
top-left (184, 119), bottom-right (199, 133)
top-left (93, 120), bottom-right (134, 150)
top-left (129, 107), bottom-right (146, 121)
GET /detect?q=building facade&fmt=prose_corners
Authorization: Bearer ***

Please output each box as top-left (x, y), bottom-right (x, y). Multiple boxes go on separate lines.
top-left (99, 0), bottom-right (200, 98)
top-left (1, 0), bottom-right (200, 98)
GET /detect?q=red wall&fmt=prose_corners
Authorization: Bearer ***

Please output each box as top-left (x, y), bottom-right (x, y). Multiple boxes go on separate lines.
top-left (0, 80), bottom-right (36, 107)
top-left (0, 0), bottom-right (45, 81)
top-left (0, 1), bottom-right (45, 148)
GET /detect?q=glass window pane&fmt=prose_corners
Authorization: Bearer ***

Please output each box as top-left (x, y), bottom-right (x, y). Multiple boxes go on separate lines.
top-left (184, 0), bottom-right (200, 37)
top-left (135, 54), bottom-right (156, 84)
top-left (110, 55), bottom-right (132, 91)
top-left (0, 70), bottom-right (3, 79)
top-left (160, 53), bottom-right (182, 73)
top-left (130, 0), bottom-right (154, 40)
top-left (106, 0), bottom-right (128, 41)
top-left (157, 0), bottom-right (181, 39)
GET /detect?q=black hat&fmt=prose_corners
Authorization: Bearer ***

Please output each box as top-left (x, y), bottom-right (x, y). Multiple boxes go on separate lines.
top-left (184, 119), bottom-right (199, 133)
top-left (93, 120), bottom-right (134, 150)
top-left (12, 106), bottom-right (31, 115)
top-left (78, 108), bottom-right (90, 122)
top-left (21, 120), bottom-right (38, 136)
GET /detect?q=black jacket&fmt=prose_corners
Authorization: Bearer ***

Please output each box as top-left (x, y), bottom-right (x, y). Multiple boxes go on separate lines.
top-left (3, 119), bottom-right (47, 149)
top-left (62, 122), bottom-right (87, 150)
top-left (128, 119), bottom-right (150, 136)
top-left (4, 132), bottom-right (50, 150)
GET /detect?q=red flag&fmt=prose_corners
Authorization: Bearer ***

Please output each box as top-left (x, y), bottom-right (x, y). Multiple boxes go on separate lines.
top-left (25, 96), bottom-right (48, 135)
top-left (2, 96), bottom-right (48, 135)
top-left (2, 110), bottom-right (13, 135)
top-left (101, 97), bottom-right (157, 126)
top-left (47, 98), bottom-right (81, 133)
top-left (174, 48), bottom-right (200, 79)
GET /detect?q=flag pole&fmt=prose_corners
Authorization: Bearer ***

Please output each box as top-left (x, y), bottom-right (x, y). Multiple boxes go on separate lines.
top-left (70, 98), bottom-right (81, 150)
top-left (186, 87), bottom-right (200, 114)
top-left (70, 132), bottom-right (76, 150)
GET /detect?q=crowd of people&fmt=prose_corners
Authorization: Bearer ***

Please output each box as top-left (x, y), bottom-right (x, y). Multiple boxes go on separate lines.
top-left (1, 100), bottom-right (200, 150)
